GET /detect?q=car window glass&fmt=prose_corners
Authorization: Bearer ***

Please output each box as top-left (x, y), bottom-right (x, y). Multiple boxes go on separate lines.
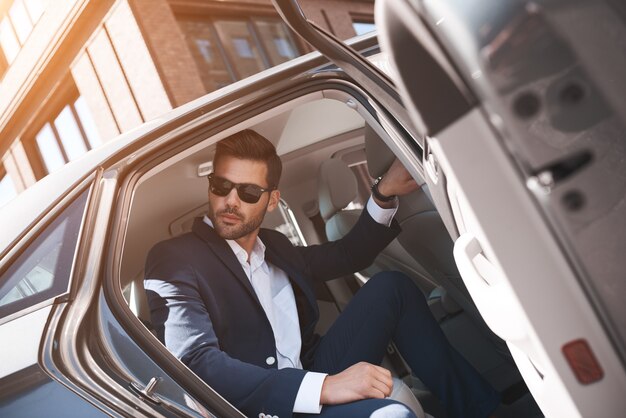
top-left (0, 190), bottom-right (89, 319)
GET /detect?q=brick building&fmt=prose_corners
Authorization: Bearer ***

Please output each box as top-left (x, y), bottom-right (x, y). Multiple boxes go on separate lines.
top-left (0, 0), bottom-right (374, 206)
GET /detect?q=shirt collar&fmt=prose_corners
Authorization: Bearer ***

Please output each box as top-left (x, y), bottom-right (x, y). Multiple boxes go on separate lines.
top-left (203, 215), bottom-right (267, 270)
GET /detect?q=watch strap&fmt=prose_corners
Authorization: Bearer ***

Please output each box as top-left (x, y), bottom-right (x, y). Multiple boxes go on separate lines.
top-left (371, 176), bottom-right (396, 202)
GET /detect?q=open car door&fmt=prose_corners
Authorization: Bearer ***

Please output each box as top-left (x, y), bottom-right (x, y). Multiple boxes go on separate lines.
top-left (376, 0), bottom-right (626, 417)
top-left (274, 0), bottom-right (626, 416)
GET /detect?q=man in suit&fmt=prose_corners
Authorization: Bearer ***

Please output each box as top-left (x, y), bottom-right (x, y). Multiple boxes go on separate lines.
top-left (145, 130), bottom-right (500, 418)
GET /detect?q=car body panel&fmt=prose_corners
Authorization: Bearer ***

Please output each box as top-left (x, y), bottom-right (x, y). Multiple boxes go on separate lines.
top-left (0, 305), bottom-right (51, 377)
top-left (0, 363), bottom-right (110, 418)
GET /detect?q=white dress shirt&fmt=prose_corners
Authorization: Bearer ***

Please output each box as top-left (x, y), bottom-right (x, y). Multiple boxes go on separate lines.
top-left (203, 196), bottom-right (397, 414)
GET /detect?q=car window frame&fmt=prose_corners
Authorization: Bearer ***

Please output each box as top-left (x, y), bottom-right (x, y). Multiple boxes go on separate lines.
top-left (0, 190), bottom-right (89, 318)
top-left (99, 73), bottom-right (424, 417)
top-left (0, 178), bottom-right (95, 325)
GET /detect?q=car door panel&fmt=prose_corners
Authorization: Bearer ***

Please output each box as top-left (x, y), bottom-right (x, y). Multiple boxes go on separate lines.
top-left (0, 305), bottom-right (52, 377)
top-left (377, 0), bottom-right (626, 416)
top-left (42, 173), bottom-right (227, 417)
top-left (0, 362), bottom-right (109, 418)
top-left (428, 108), bottom-right (626, 417)
top-left (414, 0), bottom-right (626, 359)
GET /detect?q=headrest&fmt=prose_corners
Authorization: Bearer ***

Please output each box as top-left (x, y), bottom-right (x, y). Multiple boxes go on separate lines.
top-left (364, 124), bottom-right (395, 178)
top-left (318, 159), bottom-right (358, 221)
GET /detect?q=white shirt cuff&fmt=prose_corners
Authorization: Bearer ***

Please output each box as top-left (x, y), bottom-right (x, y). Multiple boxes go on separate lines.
top-left (293, 372), bottom-right (327, 414)
top-left (366, 196), bottom-right (398, 227)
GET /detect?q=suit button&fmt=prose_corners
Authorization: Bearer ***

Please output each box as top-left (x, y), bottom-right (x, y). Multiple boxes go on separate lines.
top-left (265, 356), bottom-right (276, 366)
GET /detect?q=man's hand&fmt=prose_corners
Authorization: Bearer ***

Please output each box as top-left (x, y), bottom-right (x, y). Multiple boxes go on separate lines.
top-left (320, 362), bottom-right (393, 405)
top-left (377, 158), bottom-right (420, 198)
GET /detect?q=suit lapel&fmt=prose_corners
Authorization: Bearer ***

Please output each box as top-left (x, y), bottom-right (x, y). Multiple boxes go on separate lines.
top-left (192, 218), bottom-right (318, 331)
top-left (191, 218), bottom-right (262, 307)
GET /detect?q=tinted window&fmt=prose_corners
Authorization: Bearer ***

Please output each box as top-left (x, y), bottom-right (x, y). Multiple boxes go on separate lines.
top-left (0, 190), bottom-right (88, 319)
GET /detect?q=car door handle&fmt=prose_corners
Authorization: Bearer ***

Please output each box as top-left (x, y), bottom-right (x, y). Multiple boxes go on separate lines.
top-left (453, 233), bottom-right (527, 341)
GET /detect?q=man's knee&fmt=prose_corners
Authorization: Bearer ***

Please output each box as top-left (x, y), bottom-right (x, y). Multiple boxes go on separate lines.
top-left (362, 271), bottom-right (430, 318)
top-left (367, 271), bottom-right (414, 290)
top-left (369, 401), bottom-right (418, 418)
top-left (366, 272), bottom-right (424, 300)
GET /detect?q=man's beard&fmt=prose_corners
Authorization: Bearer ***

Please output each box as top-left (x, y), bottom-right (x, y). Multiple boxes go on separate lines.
top-left (208, 204), bottom-right (267, 240)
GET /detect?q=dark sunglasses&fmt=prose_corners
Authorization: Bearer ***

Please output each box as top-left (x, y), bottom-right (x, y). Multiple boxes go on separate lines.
top-left (207, 173), bottom-right (275, 204)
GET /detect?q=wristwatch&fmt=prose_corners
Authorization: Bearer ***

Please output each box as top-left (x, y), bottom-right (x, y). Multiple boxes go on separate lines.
top-left (371, 176), bottom-right (397, 202)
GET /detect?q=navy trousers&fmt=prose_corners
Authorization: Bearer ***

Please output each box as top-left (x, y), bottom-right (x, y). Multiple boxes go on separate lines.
top-left (297, 271), bottom-right (500, 418)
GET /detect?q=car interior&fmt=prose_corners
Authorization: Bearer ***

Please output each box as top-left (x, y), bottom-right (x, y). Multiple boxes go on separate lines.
top-left (117, 85), bottom-right (543, 417)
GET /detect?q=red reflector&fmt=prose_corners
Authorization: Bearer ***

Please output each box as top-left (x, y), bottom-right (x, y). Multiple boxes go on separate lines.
top-left (562, 339), bottom-right (604, 384)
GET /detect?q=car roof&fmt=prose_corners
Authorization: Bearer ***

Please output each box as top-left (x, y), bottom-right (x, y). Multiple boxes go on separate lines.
top-left (0, 48), bottom-right (336, 252)
top-left (0, 35), bottom-right (381, 253)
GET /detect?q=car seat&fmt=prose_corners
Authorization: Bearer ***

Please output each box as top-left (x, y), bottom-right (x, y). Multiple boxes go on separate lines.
top-left (318, 157), bottom-right (437, 293)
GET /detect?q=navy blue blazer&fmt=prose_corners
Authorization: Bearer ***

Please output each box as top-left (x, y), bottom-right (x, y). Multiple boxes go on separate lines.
top-left (144, 209), bottom-right (400, 417)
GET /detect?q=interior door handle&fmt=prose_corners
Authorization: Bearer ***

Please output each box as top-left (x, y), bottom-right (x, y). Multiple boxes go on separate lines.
top-left (424, 145), bottom-right (439, 184)
top-left (454, 233), bottom-right (527, 341)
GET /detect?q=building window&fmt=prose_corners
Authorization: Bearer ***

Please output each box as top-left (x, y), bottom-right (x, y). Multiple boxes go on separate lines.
top-left (34, 97), bottom-right (101, 175)
top-left (24, 81), bottom-right (101, 179)
top-left (0, 165), bottom-right (17, 207)
top-left (178, 16), bottom-right (301, 93)
top-left (0, 0), bottom-right (46, 76)
top-left (352, 21), bottom-right (376, 36)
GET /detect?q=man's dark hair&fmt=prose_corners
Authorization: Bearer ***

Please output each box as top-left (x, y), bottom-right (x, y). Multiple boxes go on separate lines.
top-left (213, 129), bottom-right (282, 188)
